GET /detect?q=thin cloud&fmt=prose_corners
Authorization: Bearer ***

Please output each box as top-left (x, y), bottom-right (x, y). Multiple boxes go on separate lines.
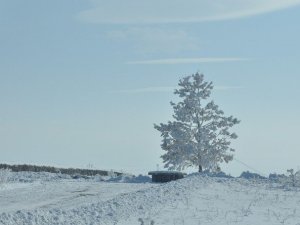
top-left (110, 86), bottom-right (175, 94)
top-left (126, 58), bottom-right (249, 65)
top-left (106, 28), bottom-right (200, 54)
top-left (215, 86), bottom-right (244, 90)
top-left (111, 86), bottom-right (244, 94)
top-left (78, 0), bottom-right (300, 24)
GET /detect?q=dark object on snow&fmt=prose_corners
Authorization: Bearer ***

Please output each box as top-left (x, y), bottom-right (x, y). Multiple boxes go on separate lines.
top-left (148, 171), bottom-right (186, 182)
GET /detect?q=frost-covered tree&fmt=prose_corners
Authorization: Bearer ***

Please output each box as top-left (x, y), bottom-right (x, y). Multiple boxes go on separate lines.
top-left (154, 73), bottom-right (240, 172)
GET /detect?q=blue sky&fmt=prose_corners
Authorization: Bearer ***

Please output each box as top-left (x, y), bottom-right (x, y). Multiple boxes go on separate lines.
top-left (1, 0), bottom-right (300, 175)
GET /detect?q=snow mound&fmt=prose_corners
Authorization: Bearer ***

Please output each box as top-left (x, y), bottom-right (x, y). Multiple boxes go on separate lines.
top-left (269, 173), bottom-right (286, 181)
top-left (2, 174), bottom-right (300, 225)
top-left (7, 171), bottom-right (72, 183)
top-left (107, 174), bottom-right (151, 183)
top-left (187, 170), bottom-right (233, 179)
top-left (2, 172), bottom-right (300, 224)
top-left (239, 171), bottom-right (266, 179)
top-left (3, 171), bottom-right (151, 184)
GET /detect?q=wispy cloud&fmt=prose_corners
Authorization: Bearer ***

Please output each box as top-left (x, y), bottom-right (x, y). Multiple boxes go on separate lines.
top-left (106, 28), bottom-right (200, 54)
top-left (111, 86), bottom-right (175, 94)
top-left (126, 57), bottom-right (249, 65)
top-left (79, 0), bottom-right (300, 24)
top-left (215, 86), bottom-right (244, 90)
top-left (111, 85), bottom-right (244, 94)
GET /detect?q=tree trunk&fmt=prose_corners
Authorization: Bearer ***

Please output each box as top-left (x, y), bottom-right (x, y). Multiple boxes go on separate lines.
top-left (198, 165), bottom-right (203, 173)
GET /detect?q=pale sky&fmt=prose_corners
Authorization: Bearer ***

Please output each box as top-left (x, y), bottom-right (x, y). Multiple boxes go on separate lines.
top-left (1, 0), bottom-right (300, 176)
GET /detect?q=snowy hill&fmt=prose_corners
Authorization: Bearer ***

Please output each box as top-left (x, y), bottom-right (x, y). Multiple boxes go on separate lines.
top-left (1, 172), bottom-right (300, 225)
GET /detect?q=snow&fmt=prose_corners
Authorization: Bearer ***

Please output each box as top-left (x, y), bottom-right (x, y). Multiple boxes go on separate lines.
top-left (1, 171), bottom-right (300, 225)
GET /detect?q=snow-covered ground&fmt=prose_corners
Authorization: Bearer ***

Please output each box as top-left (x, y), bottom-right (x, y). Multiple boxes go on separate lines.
top-left (1, 171), bottom-right (300, 225)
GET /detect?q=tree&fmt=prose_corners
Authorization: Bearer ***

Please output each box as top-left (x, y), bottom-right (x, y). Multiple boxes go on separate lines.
top-left (154, 73), bottom-right (240, 172)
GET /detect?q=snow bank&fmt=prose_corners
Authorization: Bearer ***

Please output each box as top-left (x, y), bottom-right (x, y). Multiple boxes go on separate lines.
top-left (1, 173), bottom-right (300, 225)
top-left (4, 171), bottom-right (151, 184)
top-left (0, 169), bottom-right (10, 186)
top-left (107, 174), bottom-right (151, 183)
top-left (7, 171), bottom-right (72, 183)
top-left (239, 171), bottom-right (266, 179)
top-left (187, 170), bottom-right (233, 179)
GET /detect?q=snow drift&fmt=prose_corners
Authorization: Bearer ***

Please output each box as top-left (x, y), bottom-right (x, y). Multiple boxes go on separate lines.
top-left (1, 172), bottom-right (300, 225)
